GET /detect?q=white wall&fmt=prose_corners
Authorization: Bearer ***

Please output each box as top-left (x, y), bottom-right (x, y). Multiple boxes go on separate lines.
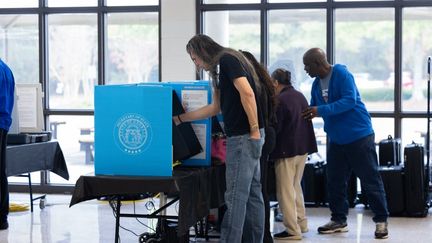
top-left (161, 0), bottom-right (197, 82)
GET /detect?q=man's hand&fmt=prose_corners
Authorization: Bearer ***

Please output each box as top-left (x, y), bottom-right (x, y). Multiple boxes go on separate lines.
top-left (302, 106), bottom-right (318, 121)
top-left (250, 129), bottom-right (261, 139)
top-left (173, 115), bottom-right (181, 126)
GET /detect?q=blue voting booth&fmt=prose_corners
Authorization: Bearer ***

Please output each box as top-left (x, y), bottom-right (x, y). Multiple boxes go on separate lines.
top-left (94, 84), bottom-right (173, 176)
top-left (94, 81), bottom-right (212, 177)
top-left (161, 81), bottom-right (212, 167)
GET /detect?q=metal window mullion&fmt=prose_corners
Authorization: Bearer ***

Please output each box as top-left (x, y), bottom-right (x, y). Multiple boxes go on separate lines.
top-left (394, 2), bottom-right (402, 138)
top-left (261, 0), bottom-right (267, 67)
top-left (158, 0), bottom-right (162, 82)
top-left (40, 0), bottom-right (50, 186)
top-left (327, 3), bottom-right (334, 65)
top-left (98, 7), bottom-right (105, 85)
top-left (196, 0), bottom-right (202, 80)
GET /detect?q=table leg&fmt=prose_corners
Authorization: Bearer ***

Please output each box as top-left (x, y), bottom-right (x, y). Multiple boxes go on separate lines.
top-left (115, 198), bottom-right (121, 243)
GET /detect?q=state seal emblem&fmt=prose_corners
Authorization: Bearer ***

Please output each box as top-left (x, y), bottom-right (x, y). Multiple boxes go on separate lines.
top-left (114, 113), bottom-right (152, 154)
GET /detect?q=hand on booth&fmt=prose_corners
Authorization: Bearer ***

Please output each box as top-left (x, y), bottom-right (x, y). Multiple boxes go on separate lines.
top-left (173, 114), bottom-right (183, 126)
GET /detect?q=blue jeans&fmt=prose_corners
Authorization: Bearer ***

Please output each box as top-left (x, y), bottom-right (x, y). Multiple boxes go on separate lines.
top-left (327, 134), bottom-right (388, 223)
top-left (220, 129), bottom-right (265, 243)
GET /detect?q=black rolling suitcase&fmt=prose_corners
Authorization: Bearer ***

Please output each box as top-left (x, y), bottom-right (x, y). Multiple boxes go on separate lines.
top-left (302, 157), bottom-right (358, 207)
top-left (378, 165), bottom-right (405, 216)
top-left (404, 143), bottom-right (428, 217)
top-left (267, 159), bottom-right (277, 202)
top-left (379, 135), bottom-right (401, 166)
top-left (302, 154), bottom-right (326, 207)
top-left (347, 173), bottom-right (358, 208)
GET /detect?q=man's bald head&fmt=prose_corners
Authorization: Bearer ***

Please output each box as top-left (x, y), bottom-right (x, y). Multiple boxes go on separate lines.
top-left (303, 47), bottom-right (331, 78)
top-left (303, 48), bottom-right (329, 67)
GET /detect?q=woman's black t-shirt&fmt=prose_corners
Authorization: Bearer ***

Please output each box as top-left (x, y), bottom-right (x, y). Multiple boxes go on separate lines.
top-left (217, 53), bottom-right (263, 137)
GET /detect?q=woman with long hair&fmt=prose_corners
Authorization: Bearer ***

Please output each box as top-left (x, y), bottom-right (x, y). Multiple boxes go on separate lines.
top-left (240, 50), bottom-right (277, 243)
top-left (173, 34), bottom-right (265, 243)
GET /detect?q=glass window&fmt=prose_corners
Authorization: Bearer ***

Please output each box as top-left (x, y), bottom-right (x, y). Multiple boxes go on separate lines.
top-left (47, 14), bottom-right (97, 109)
top-left (312, 118), bottom-right (327, 159)
top-left (106, 0), bottom-right (159, 6)
top-left (0, 15), bottom-right (38, 84)
top-left (401, 118), bottom-right (428, 150)
top-left (268, 9), bottom-right (326, 93)
top-left (269, 0), bottom-right (325, 2)
top-left (204, 0), bottom-right (260, 3)
top-left (402, 7), bottom-right (432, 112)
top-left (203, 11), bottom-right (260, 60)
top-left (334, 0), bottom-right (391, 1)
top-left (335, 8), bottom-right (395, 112)
top-left (372, 118), bottom-right (395, 144)
top-left (106, 12), bottom-right (159, 84)
top-left (0, 0), bottom-right (37, 8)
top-left (47, 0), bottom-right (97, 7)
top-left (48, 115), bottom-right (94, 184)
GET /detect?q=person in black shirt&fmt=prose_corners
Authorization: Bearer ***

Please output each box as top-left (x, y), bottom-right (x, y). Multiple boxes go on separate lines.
top-left (173, 34), bottom-right (265, 243)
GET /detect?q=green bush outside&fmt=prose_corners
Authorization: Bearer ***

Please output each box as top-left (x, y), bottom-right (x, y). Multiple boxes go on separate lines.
top-left (361, 88), bottom-right (413, 101)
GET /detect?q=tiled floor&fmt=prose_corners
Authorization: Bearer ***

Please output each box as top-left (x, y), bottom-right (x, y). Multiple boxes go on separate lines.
top-left (1, 193), bottom-right (432, 243)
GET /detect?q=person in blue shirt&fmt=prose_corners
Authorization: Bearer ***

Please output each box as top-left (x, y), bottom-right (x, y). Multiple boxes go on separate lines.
top-left (301, 48), bottom-right (389, 239)
top-left (0, 59), bottom-right (15, 230)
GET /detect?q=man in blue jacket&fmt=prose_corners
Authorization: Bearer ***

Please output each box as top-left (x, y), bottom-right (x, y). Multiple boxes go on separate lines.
top-left (301, 48), bottom-right (389, 239)
top-left (0, 58), bottom-right (15, 230)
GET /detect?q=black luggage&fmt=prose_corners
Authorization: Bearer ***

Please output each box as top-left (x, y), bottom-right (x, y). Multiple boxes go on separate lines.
top-left (267, 160), bottom-right (277, 202)
top-left (302, 155), bottom-right (327, 207)
top-left (302, 154), bottom-right (358, 208)
top-left (379, 135), bottom-right (401, 166)
top-left (378, 165), bottom-right (405, 216)
top-left (347, 173), bottom-right (358, 208)
top-left (403, 143), bottom-right (428, 217)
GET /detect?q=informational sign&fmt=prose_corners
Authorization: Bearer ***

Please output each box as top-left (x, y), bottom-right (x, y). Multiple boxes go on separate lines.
top-left (11, 83), bottom-right (44, 133)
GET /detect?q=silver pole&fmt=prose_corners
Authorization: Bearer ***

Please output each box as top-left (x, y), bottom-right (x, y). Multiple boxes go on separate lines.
top-left (427, 56), bottom-right (431, 197)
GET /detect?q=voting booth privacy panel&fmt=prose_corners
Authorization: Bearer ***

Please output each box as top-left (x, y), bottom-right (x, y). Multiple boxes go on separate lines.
top-left (94, 81), bottom-right (212, 177)
top-left (94, 85), bottom-right (173, 176)
top-left (161, 81), bottom-right (212, 167)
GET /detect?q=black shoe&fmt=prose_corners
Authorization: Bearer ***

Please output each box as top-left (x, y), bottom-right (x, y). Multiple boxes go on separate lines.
top-left (273, 231), bottom-right (302, 240)
top-left (0, 220), bottom-right (8, 230)
top-left (317, 220), bottom-right (348, 234)
top-left (375, 222), bottom-right (388, 239)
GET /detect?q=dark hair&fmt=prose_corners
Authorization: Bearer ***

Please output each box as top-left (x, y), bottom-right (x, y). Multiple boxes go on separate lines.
top-left (186, 34), bottom-right (224, 73)
top-left (271, 68), bottom-right (292, 86)
top-left (186, 34), bottom-right (259, 91)
top-left (241, 50), bottom-right (278, 127)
